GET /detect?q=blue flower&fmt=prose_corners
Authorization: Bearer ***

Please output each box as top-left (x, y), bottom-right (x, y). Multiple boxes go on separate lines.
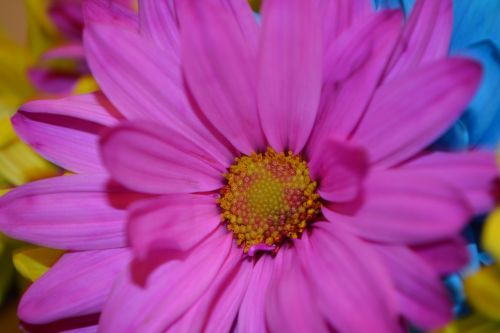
top-left (374, 0), bottom-right (500, 150)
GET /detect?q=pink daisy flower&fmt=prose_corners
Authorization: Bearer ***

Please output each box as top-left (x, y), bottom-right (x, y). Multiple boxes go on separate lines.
top-left (1, 0), bottom-right (498, 332)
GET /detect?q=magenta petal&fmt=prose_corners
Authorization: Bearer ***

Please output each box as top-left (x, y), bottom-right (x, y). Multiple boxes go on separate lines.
top-left (374, 244), bottom-right (453, 330)
top-left (101, 121), bottom-right (223, 194)
top-left (83, 0), bottom-right (138, 30)
top-left (324, 170), bottom-right (472, 245)
top-left (127, 194), bottom-right (220, 259)
top-left (178, 0), bottom-right (265, 154)
top-left (169, 248), bottom-right (251, 332)
top-left (310, 11), bottom-right (402, 146)
top-left (98, 230), bottom-right (232, 333)
top-left (352, 58), bottom-right (482, 167)
top-left (308, 139), bottom-right (368, 202)
top-left (412, 237), bottom-right (469, 275)
top-left (14, 92), bottom-right (122, 173)
top-left (138, 0), bottom-right (179, 57)
top-left (265, 248), bottom-right (328, 333)
top-left (385, 0), bottom-right (452, 79)
top-left (237, 256), bottom-right (274, 333)
top-left (319, 0), bottom-right (372, 52)
top-left (19, 249), bottom-right (129, 324)
top-left (297, 223), bottom-right (400, 332)
top-left (0, 175), bottom-right (142, 250)
top-left (84, 22), bottom-right (233, 165)
top-left (258, 0), bottom-right (322, 153)
top-left (401, 150), bottom-right (498, 214)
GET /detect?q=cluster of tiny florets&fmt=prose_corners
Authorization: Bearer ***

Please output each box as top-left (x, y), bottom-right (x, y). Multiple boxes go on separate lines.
top-left (218, 148), bottom-right (321, 253)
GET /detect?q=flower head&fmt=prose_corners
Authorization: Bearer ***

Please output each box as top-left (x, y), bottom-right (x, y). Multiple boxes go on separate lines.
top-left (0, 0), bottom-right (498, 332)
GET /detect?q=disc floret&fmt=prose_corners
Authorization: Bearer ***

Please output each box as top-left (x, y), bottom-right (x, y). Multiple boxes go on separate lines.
top-left (218, 148), bottom-right (320, 253)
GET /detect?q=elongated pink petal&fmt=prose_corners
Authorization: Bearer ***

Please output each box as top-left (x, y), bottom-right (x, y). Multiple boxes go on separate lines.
top-left (14, 93), bottom-right (122, 173)
top-left (178, 0), bottom-right (264, 154)
top-left (323, 170), bottom-right (472, 244)
top-left (139, 0), bottom-right (179, 57)
top-left (309, 11), bottom-right (402, 148)
top-left (43, 44), bottom-right (85, 61)
top-left (237, 256), bottom-right (274, 333)
top-left (258, 0), bottom-right (322, 153)
top-left (127, 194), bottom-right (220, 259)
top-left (83, 0), bottom-right (138, 30)
top-left (0, 175), bottom-right (143, 250)
top-left (265, 247), bottom-right (329, 333)
top-left (385, 0), bottom-right (453, 79)
top-left (374, 245), bottom-right (453, 330)
top-left (168, 248), bottom-right (251, 332)
top-left (98, 230), bottom-right (232, 333)
top-left (101, 121), bottom-right (224, 194)
top-left (308, 139), bottom-right (368, 202)
top-left (319, 0), bottom-right (372, 52)
top-left (84, 22), bottom-right (233, 165)
top-left (352, 58), bottom-right (482, 167)
top-left (296, 223), bottom-right (400, 333)
top-left (412, 237), bottom-right (470, 275)
top-left (401, 150), bottom-right (498, 214)
top-left (19, 249), bottom-right (130, 324)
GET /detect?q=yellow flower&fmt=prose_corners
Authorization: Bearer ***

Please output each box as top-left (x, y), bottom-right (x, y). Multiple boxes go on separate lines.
top-left (436, 210), bottom-right (500, 332)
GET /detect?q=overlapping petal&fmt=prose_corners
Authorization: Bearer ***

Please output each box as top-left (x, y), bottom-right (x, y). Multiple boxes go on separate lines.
top-left (100, 121), bottom-right (224, 194)
top-left (19, 249), bottom-right (130, 324)
top-left (257, 0), bottom-right (322, 153)
top-left (0, 175), bottom-right (143, 250)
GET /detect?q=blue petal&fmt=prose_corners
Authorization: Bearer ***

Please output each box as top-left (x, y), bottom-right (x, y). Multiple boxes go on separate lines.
top-left (450, 0), bottom-right (500, 52)
top-left (455, 41), bottom-right (500, 148)
top-left (432, 119), bottom-right (470, 151)
top-left (372, 0), bottom-right (414, 14)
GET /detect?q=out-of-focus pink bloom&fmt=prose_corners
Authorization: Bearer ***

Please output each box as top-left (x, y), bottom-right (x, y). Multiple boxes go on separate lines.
top-left (0, 0), bottom-right (498, 332)
top-left (29, 0), bottom-right (135, 94)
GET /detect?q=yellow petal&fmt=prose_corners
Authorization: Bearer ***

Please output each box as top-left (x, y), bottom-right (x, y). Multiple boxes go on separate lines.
top-left (13, 247), bottom-right (64, 282)
top-left (483, 209), bottom-right (500, 261)
top-left (248, 0), bottom-right (262, 12)
top-left (0, 32), bottom-right (34, 118)
top-left (23, 0), bottom-right (61, 56)
top-left (433, 312), bottom-right (500, 333)
top-left (72, 75), bottom-right (99, 95)
top-left (0, 118), bottom-right (59, 186)
top-left (464, 265), bottom-right (500, 321)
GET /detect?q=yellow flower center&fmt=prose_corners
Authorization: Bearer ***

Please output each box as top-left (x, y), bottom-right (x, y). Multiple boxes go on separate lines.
top-left (218, 148), bottom-right (321, 254)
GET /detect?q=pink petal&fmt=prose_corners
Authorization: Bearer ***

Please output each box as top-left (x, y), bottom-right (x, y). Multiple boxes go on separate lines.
top-left (257, 0), bottom-right (322, 153)
top-left (385, 0), bottom-right (453, 79)
top-left (296, 223), bottom-right (400, 332)
top-left (374, 244), bottom-right (453, 330)
top-left (43, 44), bottom-right (85, 61)
top-left (98, 229), bottom-right (233, 333)
top-left (412, 237), bottom-right (470, 275)
top-left (138, 0), bottom-right (179, 57)
top-left (308, 138), bottom-right (368, 202)
top-left (127, 194), bottom-right (220, 260)
top-left (265, 247), bottom-right (329, 333)
top-left (19, 249), bottom-right (129, 324)
top-left (83, 0), bottom-right (138, 30)
top-left (401, 150), bottom-right (498, 214)
top-left (178, 0), bottom-right (265, 154)
top-left (319, 0), bottom-right (372, 52)
top-left (352, 58), bottom-right (482, 167)
top-left (84, 22), bottom-right (233, 165)
top-left (100, 121), bottom-right (224, 194)
top-left (309, 11), bottom-right (402, 147)
top-left (168, 247), bottom-right (251, 332)
top-left (14, 93), bottom-right (122, 173)
top-left (236, 256), bottom-right (274, 333)
top-left (0, 175), bottom-right (144, 250)
top-left (323, 170), bottom-right (473, 245)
